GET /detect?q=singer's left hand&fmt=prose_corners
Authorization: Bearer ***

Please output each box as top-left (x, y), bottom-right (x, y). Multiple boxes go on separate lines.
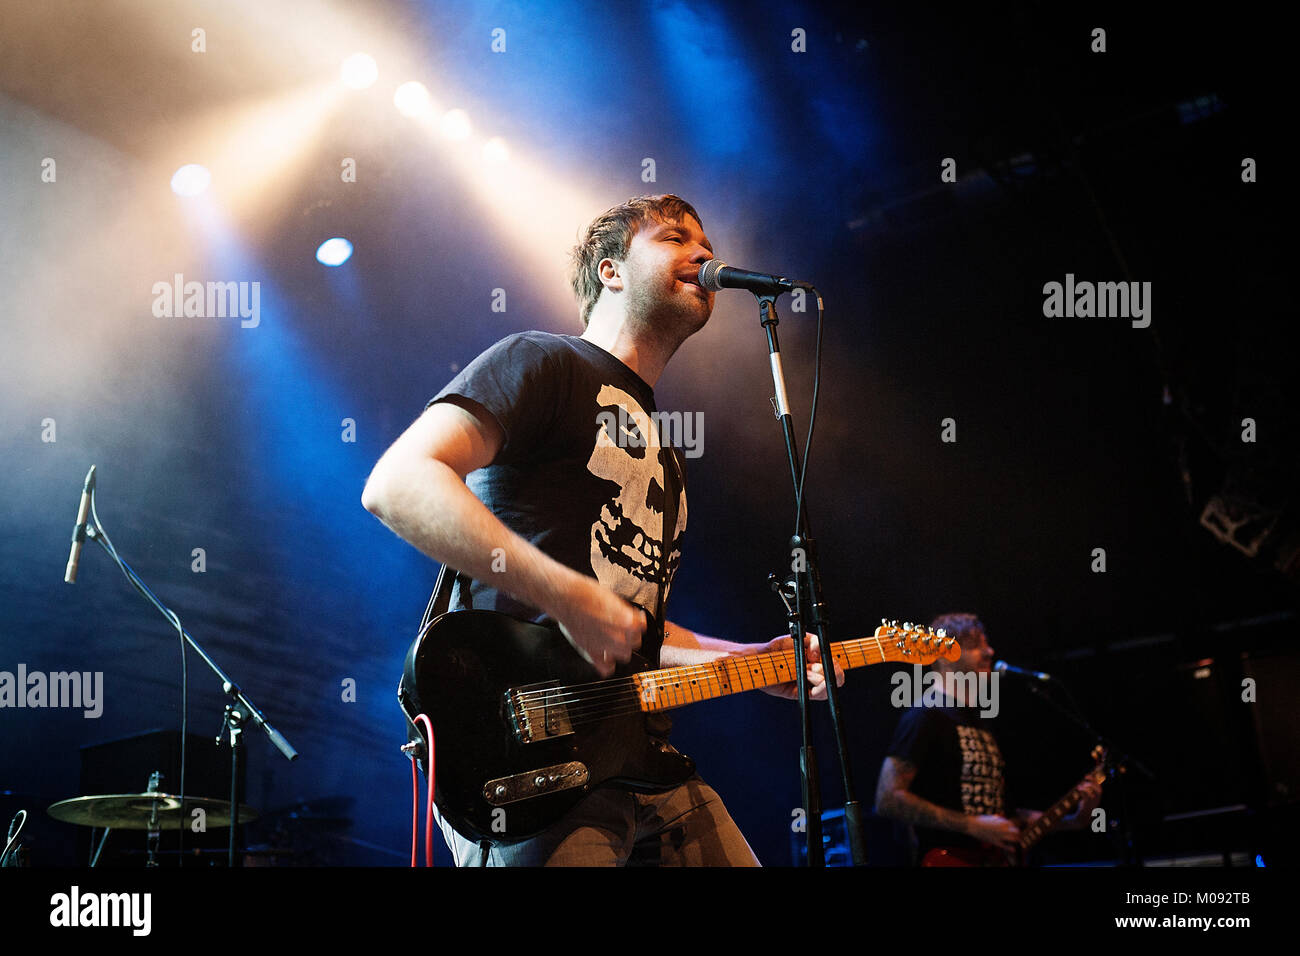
top-left (1062, 781), bottom-right (1104, 830)
top-left (742, 634), bottom-right (845, 700)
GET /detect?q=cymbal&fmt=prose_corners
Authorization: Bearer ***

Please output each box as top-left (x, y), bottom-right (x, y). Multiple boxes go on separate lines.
top-left (48, 793), bottom-right (259, 830)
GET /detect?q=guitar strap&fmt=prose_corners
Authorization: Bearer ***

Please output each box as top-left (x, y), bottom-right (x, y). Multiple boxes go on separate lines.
top-left (402, 563), bottom-right (458, 749)
top-left (419, 561), bottom-right (458, 635)
top-left (402, 563), bottom-right (458, 769)
top-left (433, 563), bottom-right (457, 617)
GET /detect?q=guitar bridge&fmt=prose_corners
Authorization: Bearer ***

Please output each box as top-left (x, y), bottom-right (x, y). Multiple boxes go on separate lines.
top-left (506, 681), bottom-right (574, 744)
top-left (483, 762), bottom-right (590, 805)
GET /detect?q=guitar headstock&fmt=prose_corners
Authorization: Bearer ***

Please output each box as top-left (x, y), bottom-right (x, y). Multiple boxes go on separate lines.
top-left (1086, 745), bottom-right (1112, 786)
top-left (873, 620), bottom-right (961, 666)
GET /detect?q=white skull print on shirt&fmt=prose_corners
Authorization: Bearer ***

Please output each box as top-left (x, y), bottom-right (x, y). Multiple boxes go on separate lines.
top-left (587, 384), bottom-right (687, 612)
top-left (425, 332), bottom-right (688, 633)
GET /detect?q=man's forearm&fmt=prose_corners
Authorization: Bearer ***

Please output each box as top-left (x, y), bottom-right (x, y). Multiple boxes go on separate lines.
top-left (363, 455), bottom-right (579, 619)
top-left (661, 621), bottom-right (751, 666)
top-left (877, 789), bottom-right (972, 836)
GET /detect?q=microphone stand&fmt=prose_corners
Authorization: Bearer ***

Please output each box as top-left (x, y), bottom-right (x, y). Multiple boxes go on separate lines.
top-left (756, 293), bottom-right (867, 866)
top-left (80, 498), bottom-right (298, 869)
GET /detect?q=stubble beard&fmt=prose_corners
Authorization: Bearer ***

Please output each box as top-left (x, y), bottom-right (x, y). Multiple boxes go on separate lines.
top-left (625, 270), bottom-right (712, 351)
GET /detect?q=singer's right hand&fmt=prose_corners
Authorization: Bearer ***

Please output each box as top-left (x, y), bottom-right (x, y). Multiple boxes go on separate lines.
top-left (554, 576), bottom-right (643, 677)
top-left (966, 814), bottom-right (1021, 850)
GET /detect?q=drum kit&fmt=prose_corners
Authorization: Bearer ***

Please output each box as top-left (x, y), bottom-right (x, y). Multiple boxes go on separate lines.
top-left (45, 770), bottom-right (258, 867)
top-left (34, 771), bottom-right (357, 866)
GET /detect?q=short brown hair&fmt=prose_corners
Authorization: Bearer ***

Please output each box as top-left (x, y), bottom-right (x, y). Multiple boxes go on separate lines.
top-left (570, 195), bottom-right (703, 328)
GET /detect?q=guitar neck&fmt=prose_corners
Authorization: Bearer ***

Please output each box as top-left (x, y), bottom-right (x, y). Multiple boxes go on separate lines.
top-left (632, 637), bottom-right (890, 712)
top-left (1019, 768), bottom-right (1103, 850)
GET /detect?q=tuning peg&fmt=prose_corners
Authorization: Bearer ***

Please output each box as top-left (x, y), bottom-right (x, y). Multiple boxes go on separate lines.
top-left (935, 628), bottom-right (946, 638)
top-left (881, 617), bottom-right (889, 626)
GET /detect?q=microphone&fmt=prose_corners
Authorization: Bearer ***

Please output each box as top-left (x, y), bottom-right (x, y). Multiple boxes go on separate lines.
top-left (993, 660), bottom-right (1053, 682)
top-left (64, 465), bottom-right (96, 584)
top-left (697, 260), bottom-right (814, 296)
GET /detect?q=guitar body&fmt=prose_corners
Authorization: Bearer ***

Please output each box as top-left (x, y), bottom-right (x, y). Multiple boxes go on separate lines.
top-left (920, 747), bottom-right (1110, 867)
top-left (921, 845), bottom-right (1016, 867)
top-left (398, 610), bottom-right (694, 843)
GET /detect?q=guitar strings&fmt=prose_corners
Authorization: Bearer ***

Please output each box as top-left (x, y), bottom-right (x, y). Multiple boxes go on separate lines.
top-left (553, 654), bottom-right (848, 727)
top-left (519, 654), bottom-right (880, 731)
top-left (508, 645), bottom-right (858, 730)
top-left (510, 636), bottom-right (887, 707)
top-left (506, 633), bottom-right (952, 731)
top-left (508, 636), bottom-right (940, 730)
top-left (509, 631), bottom-right (938, 708)
top-left (508, 634), bottom-right (926, 718)
top-left (534, 645), bottom-right (953, 731)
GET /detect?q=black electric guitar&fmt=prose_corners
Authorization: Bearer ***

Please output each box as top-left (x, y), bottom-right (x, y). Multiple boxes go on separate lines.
top-left (399, 611), bottom-right (959, 842)
top-left (921, 745), bottom-right (1111, 867)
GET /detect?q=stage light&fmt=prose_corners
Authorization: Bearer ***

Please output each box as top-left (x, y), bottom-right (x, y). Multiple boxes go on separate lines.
top-left (170, 164), bottom-right (211, 197)
top-left (394, 81), bottom-right (432, 118)
top-left (440, 109), bottom-right (472, 140)
top-left (315, 237), bottom-right (354, 266)
top-left (340, 53), bottom-right (378, 90)
top-left (482, 137), bottom-right (510, 164)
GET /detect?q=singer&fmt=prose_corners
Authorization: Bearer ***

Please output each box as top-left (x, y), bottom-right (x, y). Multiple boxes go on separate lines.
top-left (362, 195), bottom-right (841, 866)
top-left (874, 612), bottom-right (1102, 865)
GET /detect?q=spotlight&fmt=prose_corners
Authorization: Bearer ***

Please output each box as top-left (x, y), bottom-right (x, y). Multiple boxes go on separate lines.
top-left (394, 81), bottom-right (432, 118)
top-left (315, 237), bottom-right (354, 266)
top-left (440, 109), bottom-right (472, 140)
top-left (482, 137), bottom-right (510, 164)
top-left (170, 164), bottom-right (211, 197)
top-left (340, 53), bottom-right (378, 90)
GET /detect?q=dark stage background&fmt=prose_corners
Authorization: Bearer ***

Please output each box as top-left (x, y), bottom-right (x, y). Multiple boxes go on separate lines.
top-left (1, 3), bottom-right (1294, 867)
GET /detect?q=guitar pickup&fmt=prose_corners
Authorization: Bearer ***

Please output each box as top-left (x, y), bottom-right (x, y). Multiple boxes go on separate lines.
top-left (506, 681), bottom-right (574, 744)
top-left (483, 762), bottom-right (590, 805)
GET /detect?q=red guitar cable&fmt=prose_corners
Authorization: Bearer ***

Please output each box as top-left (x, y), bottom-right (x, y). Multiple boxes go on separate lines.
top-left (409, 756), bottom-right (418, 866)
top-left (408, 714), bottom-right (435, 867)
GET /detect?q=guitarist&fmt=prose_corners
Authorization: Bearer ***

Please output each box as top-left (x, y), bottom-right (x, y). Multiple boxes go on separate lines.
top-left (362, 195), bottom-right (841, 866)
top-left (874, 613), bottom-right (1100, 865)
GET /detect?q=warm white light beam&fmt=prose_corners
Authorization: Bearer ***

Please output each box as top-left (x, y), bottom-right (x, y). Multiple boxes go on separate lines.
top-left (438, 136), bottom-right (609, 320)
top-left (170, 164), bottom-right (211, 196)
top-left (164, 82), bottom-right (346, 224)
top-left (394, 81), bottom-right (433, 118)
top-left (340, 52), bottom-right (379, 90)
top-left (440, 109), bottom-right (472, 140)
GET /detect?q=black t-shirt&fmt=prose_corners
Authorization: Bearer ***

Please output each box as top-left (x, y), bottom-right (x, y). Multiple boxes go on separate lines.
top-left (427, 331), bottom-right (687, 659)
top-left (885, 704), bottom-right (1008, 852)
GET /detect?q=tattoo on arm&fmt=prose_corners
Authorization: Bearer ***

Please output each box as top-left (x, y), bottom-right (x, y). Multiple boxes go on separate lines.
top-left (875, 757), bottom-right (970, 836)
